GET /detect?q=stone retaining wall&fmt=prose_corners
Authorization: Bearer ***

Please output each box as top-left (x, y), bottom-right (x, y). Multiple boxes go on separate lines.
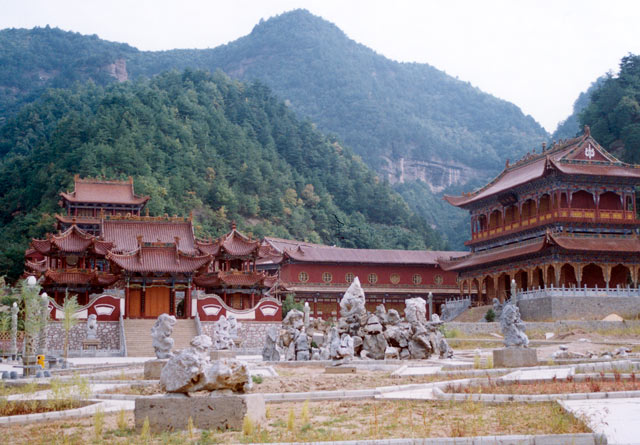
top-left (201, 321), bottom-right (280, 350)
top-left (45, 321), bottom-right (120, 352)
top-left (518, 296), bottom-right (640, 321)
top-left (447, 320), bottom-right (640, 335)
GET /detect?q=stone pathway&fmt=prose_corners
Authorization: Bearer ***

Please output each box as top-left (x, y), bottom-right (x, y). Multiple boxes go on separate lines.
top-left (500, 366), bottom-right (574, 381)
top-left (560, 398), bottom-right (640, 445)
top-left (391, 365), bottom-right (442, 377)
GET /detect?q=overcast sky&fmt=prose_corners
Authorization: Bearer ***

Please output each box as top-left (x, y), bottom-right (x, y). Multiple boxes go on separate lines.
top-left (2, 0), bottom-right (640, 133)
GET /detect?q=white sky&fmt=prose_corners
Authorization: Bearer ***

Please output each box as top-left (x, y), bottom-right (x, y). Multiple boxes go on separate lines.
top-left (2, 0), bottom-right (640, 133)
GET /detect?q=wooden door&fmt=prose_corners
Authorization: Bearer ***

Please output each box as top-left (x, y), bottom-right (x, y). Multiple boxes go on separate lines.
top-left (145, 287), bottom-right (170, 318)
top-left (129, 289), bottom-right (141, 318)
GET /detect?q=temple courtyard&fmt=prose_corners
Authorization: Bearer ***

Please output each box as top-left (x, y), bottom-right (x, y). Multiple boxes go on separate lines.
top-left (1, 328), bottom-right (639, 445)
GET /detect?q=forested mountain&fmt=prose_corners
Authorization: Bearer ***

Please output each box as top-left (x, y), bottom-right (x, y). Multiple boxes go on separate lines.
top-left (0, 10), bottom-right (550, 249)
top-left (0, 70), bottom-right (445, 280)
top-left (129, 10), bottom-right (548, 178)
top-left (551, 78), bottom-right (604, 141)
top-left (0, 26), bottom-right (136, 122)
top-left (580, 55), bottom-right (640, 163)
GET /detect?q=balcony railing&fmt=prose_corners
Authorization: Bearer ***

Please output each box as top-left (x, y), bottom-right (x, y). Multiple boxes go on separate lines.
top-left (470, 209), bottom-right (636, 243)
top-left (517, 284), bottom-right (640, 300)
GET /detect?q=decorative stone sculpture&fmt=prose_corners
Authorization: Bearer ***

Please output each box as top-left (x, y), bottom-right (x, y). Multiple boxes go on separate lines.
top-left (86, 314), bottom-right (98, 340)
top-left (493, 301), bottom-right (536, 367)
top-left (282, 309), bottom-right (304, 330)
top-left (361, 314), bottom-right (387, 359)
top-left (151, 313), bottom-right (176, 359)
top-left (295, 329), bottom-right (310, 361)
top-left (212, 315), bottom-right (235, 350)
top-left (141, 334), bottom-right (264, 433)
top-left (276, 285), bottom-right (454, 361)
top-left (9, 302), bottom-right (18, 356)
top-left (303, 302), bottom-right (310, 328)
top-left (37, 293), bottom-right (50, 354)
top-left (500, 302), bottom-right (529, 347)
top-left (228, 315), bottom-right (240, 341)
top-left (262, 325), bottom-right (281, 361)
top-left (160, 335), bottom-right (251, 393)
top-left (340, 277), bottom-right (366, 319)
top-left (405, 297), bottom-right (427, 324)
top-left (332, 333), bottom-right (354, 365)
top-left (492, 298), bottom-right (504, 321)
top-left (510, 279), bottom-right (517, 301)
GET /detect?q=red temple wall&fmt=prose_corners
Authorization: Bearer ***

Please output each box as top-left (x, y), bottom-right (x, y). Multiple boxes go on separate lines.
top-left (279, 263), bottom-right (456, 287)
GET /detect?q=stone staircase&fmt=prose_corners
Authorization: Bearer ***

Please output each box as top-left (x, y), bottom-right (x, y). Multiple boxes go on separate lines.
top-left (123, 319), bottom-right (198, 357)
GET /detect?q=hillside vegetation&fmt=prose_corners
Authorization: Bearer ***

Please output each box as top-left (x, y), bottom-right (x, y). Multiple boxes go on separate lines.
top-left (0, 12), bottom-right (551, 247)
top-left (580, 55), bottom-right (640, 163)
top-left (0, 70), bottom-right (445, 280)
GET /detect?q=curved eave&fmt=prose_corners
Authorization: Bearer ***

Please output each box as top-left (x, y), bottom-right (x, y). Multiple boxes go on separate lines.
top-left (60, 191), bottom-right (150, 206)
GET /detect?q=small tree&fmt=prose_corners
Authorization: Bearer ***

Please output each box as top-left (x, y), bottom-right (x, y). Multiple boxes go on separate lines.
top-left (282, 293), bottom-right (303, 319)
top-left (62, 293), bottom-right (80, 361)
top-left (20, 278), bottom-right (45, 363)
top-left (484, 308), bottom-right (496, 322)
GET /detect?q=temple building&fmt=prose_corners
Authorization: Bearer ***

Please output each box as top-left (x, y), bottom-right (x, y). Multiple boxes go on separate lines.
top-left (56, 175), bottom-right (149, 234)
top-left (26, 175), bottom-right (468, 321)
top-left (193, 224), bottom-right (277, 310)
top-left (259, 237), bottom-right (466, 318)
top-left (440, 128), bottom-right (640, 303)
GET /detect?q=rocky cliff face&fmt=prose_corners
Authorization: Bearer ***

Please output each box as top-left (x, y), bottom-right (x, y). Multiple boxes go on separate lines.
top-left (106, 58), bottom-right (128, 82)
top-left (381, 156), bottom-right (478, 193)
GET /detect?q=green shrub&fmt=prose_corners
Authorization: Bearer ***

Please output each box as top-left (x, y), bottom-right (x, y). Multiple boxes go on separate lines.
top-left (282, 294), bottom-right (303, 318)
top-left (485, 308), bottom-right (496, 322)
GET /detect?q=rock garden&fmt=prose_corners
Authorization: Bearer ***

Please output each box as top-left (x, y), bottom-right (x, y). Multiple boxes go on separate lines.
top-left (1, 278), bottom-right (639, 444)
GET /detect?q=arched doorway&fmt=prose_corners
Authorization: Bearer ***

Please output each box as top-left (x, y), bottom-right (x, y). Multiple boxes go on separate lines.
top-left (539, 194), bottom-right (551, 215)
top-left (532, 267), bottom-right (544, 288)
top-left (546, 265), bottom-right (557, 287)
top-left (610, 264), bottom-right (631, 288)
top-left (560, 264), bottom-right (577, 287)
top-left (514, 269), bottom-right (528, 291)
top-left (599, 191), bottom-right (622, 210)
top-left (571, 190), bottom-right (596, 209)
top-left (483, 275), bottom-right (495, 302)
top-left (497, 273), bottom-right (510, 302)
top-left (582, 263), bottom-right (605, 288)
top-left (489, 210), bottom-right (502, 230)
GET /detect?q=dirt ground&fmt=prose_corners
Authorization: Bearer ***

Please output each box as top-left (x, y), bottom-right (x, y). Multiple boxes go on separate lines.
top-left (1, 399), bottom-right (589, 444)
top-left (104, 367), bottom-right (474, 396)
top-left (446, 376), bottom-right (640, 394)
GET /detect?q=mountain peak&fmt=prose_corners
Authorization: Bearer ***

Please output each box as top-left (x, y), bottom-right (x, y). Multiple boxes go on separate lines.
top-left (250, 8), bottom-right (348, 44)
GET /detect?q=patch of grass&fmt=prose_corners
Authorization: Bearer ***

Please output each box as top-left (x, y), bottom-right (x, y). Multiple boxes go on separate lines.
top-left (251, 375), bottom-right (263, 384)
top-left (93, 407), bottom-right (104, 439)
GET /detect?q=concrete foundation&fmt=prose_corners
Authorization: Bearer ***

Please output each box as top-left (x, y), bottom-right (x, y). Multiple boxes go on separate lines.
top-left (324, 366), bottom-right (356, 374)
top-left (210, 350), bottom-right (236, 361)
top-left (143, 359), bottom-right (168, 380)
top-left (493, 347), bottom-right (538, 368)
top-left (134, 393), bottom-right (265, 432)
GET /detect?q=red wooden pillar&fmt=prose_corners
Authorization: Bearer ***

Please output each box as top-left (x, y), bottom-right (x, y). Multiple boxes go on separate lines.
top-left (141, 286), bottom-right (146, 317)
top-left (250, 292), bottom-right (255, 308)
top-left (185, 284), bottom-right (192, 318)
top-left (125, 283), bottom-right (130, 319)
